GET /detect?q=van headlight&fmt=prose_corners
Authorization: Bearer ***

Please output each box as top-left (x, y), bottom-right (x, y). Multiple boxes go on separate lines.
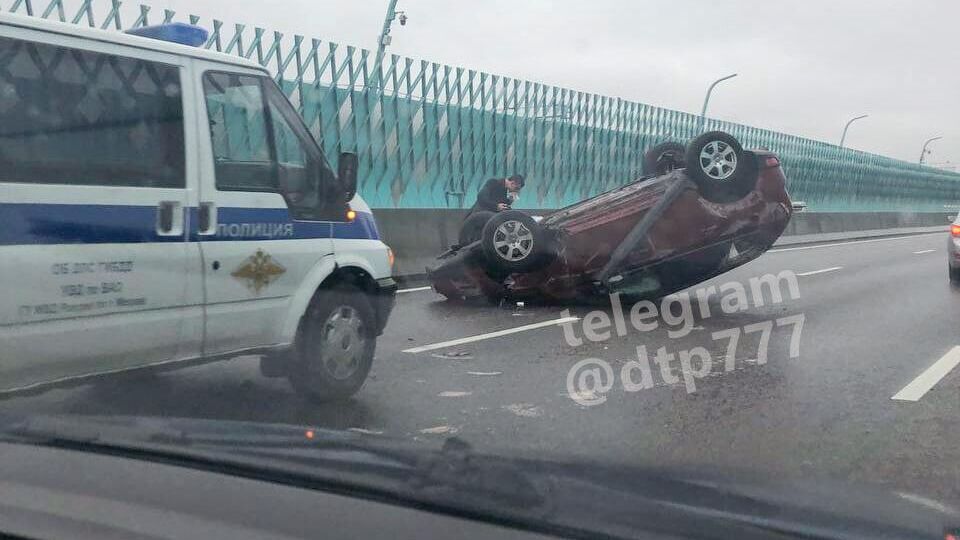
top-left (387, 246), bottom-right (395, 268)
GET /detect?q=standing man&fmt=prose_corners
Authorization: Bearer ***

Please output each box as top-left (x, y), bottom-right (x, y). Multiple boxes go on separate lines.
top-left (467, 174), bottom-right (525, 218)
top-left (458, 174), bottom-right (525, 245)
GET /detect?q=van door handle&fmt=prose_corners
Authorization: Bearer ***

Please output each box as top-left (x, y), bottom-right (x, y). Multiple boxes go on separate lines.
top-left (157, 201), bottom-right (177, 235)
top-left (198, 202), bottom-right (217, 235)
top-left (156, 201), bottom-right (183, 236)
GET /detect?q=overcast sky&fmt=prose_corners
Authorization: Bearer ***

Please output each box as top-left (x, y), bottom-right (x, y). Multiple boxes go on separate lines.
top-left (150, 0), bottom-right (960, 166)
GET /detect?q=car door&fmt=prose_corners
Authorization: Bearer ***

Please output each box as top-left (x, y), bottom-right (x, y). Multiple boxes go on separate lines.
top-left (0, 28), bottom-right (199, 391)
top-left (193, 63), bottom-right (336, 355)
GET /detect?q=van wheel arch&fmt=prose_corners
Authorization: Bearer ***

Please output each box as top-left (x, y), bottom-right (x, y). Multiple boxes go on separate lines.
top-left (318, 265), bottom-right (377, 296)
top-left (260, 265), bottom-right (379, 380)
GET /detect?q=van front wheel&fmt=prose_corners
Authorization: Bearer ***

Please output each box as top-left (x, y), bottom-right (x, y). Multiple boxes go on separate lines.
top-left (288, 285), bottom-right (376, 402)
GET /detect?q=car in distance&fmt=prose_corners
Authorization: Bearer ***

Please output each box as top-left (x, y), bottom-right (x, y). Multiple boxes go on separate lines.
top-left (948, 215), bottom-right (960, 283)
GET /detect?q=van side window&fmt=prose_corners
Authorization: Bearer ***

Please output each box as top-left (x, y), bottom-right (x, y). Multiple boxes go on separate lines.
top-left (263, 81), bottom-right (334, 220)
top-left (203, 71), bottom-right (334, 220)
top-left (202, 72), bottom-right (274, 191)
top-left (0, 36), bottom-right (184, 188)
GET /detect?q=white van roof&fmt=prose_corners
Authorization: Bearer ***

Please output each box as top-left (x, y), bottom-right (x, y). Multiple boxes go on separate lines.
top-left (0, 10), bottom-right (268, 73)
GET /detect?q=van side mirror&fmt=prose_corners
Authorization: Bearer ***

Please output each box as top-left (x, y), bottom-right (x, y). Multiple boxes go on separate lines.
top-left (338, 152), bottom-right (358, 202)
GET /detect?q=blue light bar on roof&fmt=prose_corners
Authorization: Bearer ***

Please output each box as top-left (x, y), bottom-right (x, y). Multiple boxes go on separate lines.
top-left (125, 23), bottom-right (208, 47)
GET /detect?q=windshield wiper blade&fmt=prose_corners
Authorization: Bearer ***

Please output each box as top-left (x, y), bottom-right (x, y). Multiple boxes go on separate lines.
top-left (0, 415), bottom-right (550, 518)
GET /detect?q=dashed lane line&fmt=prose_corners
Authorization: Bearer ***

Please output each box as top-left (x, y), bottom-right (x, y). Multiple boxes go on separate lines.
top-left (403, 316), bottom-right (580, 354)
top-left (892, 346), bottom-right (960, 402)
top-left (398, 286), bottom-right (433, 294)
top-left (796, 266), bottom-right (843, 277)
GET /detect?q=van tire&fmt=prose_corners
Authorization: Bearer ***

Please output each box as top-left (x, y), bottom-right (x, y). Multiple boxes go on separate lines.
top-left (288, 285), bottom-right (376, 402)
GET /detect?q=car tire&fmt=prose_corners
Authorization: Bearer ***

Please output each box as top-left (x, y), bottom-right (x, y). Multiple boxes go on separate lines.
top-left (950, 264), bottom-right (960, 284)
top-left (684, 131), bottom-right (755, 203)
top-left (288, 285), bottom-right (376, 402)
top-left (480, 210), bottom-right (548, 273)
top-left (642, 141), bottom-right (686, 176)
top-left (459, 210), bottom-right (496, 246)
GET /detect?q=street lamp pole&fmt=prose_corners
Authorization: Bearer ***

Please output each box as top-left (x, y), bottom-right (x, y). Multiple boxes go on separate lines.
top-left (699, 73), bottom-right (738, 130)
top-left (839, 114), bottom-right (868, 148)
top-left (371, 0), bottom-right (401, 90)
top-left (919, 136), bottom-right (943, 165)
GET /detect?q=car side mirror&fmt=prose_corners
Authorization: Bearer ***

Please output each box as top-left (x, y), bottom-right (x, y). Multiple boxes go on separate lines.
top-left (338, 152), bottom-right (358, 202)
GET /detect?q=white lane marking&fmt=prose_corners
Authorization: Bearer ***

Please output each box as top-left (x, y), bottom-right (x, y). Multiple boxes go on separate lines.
top-left (420, 425), bottom-right (459, 435)
top-left (348, 427), bottom-right (384, 435)
top-left (467, 371), bottom-right (503, 376)
top-left (398, 286), bottom-right (432, 294)
top-left (769, 232), bottom-right (942, 254)
top-left (892, 346), bottom-right (960, 402)
top-left (913, 249), bottom-right (936, 254)
top-left (796, 266), bottom-right (843, 277)
top-left (403, 316), bottom-right (580, 354)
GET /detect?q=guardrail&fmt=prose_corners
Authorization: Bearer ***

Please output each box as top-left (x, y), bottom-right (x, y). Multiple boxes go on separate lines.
top-left (6, 0), bottom-right (960, 211)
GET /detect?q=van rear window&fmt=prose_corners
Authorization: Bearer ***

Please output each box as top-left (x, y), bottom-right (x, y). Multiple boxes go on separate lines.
top-left (0, 36), bottom-right (184, 188)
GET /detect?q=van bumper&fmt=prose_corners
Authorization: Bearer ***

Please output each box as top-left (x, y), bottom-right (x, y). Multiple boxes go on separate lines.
top-left (372, 277), bottom-right (398, 335)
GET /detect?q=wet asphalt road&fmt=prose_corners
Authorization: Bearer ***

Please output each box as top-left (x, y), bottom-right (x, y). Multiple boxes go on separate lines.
top-left (3, 231), bottom-right (959, 505)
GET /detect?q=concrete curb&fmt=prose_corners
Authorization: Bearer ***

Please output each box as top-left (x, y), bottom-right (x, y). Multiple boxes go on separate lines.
top-left (375, 209), bottom-right (953, 281)
top-left (392, 225), bottom-right (946, 286)
top-left (773, 225), bottom-right (946, 247)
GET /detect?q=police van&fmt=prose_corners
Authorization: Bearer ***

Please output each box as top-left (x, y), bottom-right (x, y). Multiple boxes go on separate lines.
top-left (0, 13), bottom-right (397, 401)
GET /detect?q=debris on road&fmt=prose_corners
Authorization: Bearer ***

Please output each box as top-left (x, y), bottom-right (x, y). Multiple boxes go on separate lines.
top-left (567, 390), bottom-right (600, 403)
top-left (431, 350), bottom-right (473, 360)
top-left (503, 403), bottom-right (543, 418)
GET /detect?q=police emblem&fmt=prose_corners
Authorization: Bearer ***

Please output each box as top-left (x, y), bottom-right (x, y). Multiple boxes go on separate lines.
top-left (231, 249), bottom-right (286, 293)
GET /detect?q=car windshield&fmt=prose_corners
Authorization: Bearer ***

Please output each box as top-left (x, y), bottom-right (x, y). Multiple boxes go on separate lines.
top-left (2, 0), bottom-right (960, 536)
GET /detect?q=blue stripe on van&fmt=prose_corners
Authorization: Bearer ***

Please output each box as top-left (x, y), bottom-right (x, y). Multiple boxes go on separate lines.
top-left (0, 203), bottom-right (379, 245)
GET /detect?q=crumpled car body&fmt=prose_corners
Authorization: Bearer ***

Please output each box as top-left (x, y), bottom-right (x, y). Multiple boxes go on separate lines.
top-left (428, 150), bottom-right (793, 304)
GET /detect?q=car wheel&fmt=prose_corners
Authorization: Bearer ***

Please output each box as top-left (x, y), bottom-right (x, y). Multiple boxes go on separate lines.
top-left (459, 210), bottom-right (496, 246)
top-left (481, 210), bottom-right (548, 273)
top-left (684, 131), bottom-right (755, 203)
top-left (950, 264), bottom-right (960, 284)
top-left (643, 141), bottom-right (686, 176)
top-left (288, 285), bottom-right (375, 402)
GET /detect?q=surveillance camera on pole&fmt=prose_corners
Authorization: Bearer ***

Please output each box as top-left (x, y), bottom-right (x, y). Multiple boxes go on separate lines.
top-left (371, 1), bottom-right (408, 90)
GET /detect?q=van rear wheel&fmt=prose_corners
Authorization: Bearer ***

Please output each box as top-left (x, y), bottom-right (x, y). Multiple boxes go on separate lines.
top-left (288, 285), bottom-right (376, 402)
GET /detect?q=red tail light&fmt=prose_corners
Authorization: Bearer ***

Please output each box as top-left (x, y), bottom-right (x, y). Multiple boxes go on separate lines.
top-left (951, 224), bottom-right (960, 236)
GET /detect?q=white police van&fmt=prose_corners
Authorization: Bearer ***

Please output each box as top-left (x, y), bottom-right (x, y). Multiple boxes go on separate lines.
top-left (0, 13), bottom-right (397, 401)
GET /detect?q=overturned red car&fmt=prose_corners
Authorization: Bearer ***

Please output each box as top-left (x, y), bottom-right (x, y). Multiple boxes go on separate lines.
top-left (428, 131), bottom-right (794, 303)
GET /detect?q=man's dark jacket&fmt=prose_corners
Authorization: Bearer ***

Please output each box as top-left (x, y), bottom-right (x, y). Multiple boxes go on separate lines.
top-left (466, 177), bottom-right (508, 218)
